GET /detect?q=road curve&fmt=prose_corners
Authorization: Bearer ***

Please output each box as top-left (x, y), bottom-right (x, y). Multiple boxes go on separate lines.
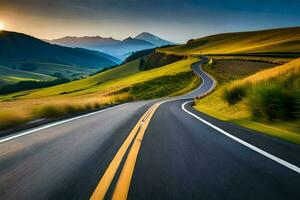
top-left (0, 58), bottom-right (299, 200)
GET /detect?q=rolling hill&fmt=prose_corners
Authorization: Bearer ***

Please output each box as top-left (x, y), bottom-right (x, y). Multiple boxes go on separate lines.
top-left (0, 61), bottom-right (96, 80)
top-left (0, 31), bottom-right (119, 68)
top-left (0, 57), bottom-right (198, 130)
top-left (14, 58), bottom-right (142, 98)
top-left (159, 27), bottom-right (300, 55)
top-left (0, 66), bottom-right (54, 87)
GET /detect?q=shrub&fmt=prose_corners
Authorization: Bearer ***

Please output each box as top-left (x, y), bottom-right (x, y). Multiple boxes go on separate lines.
top-left (85, 103), bottom-right (93, 110)
top-left (247, 83), bottom-right (300, 121)
top-left (32, 105), bottom-right (66, 118)
top-left (94, 102), bottom-right (101, 109)
top-left (0, 112), bottom-right (29, 129)
top-left (65, 105), bottom-right (80, 114)
top-left (222, 83), bottom-right (247, 104)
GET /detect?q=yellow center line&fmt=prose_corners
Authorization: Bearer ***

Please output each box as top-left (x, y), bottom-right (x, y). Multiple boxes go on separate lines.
top-left (112, 103), bottom-right (161, 200)
top-left (90, 103), bottom-right (159, 200)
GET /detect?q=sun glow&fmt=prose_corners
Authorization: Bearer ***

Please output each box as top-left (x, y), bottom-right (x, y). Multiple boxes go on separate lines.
top-left (0, 22), bottom-right (5, 30)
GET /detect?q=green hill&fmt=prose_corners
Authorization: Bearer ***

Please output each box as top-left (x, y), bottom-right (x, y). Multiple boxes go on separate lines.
top-left (0, 66), bottom-right (54, 87)
top-left (0, 58), bottom-right (141, 100)
top-left (0, 57), bottom-right (198, 101)
top-left (159, 27), bottom-right (300, 55)
top-left (0, 61), bottom-right (96, 80)
top-left (195, 58), bottom-right (300, 143)
top-left (0, 30), bottom-right (118, 68)
top-left (0, 58), bottom-right (199, 130)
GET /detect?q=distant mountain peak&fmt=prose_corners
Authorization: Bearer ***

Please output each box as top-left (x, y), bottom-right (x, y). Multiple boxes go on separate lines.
top-left (134, 32), bottom-right (173, 47)
top-left (45, 32), bottom-right (173, 61)
top-left (136, 32), bottom-right (155, 37)
top-left (123, 36), bottom-right (133, 41)
top-left (121, 37), bottom-right (153, 45)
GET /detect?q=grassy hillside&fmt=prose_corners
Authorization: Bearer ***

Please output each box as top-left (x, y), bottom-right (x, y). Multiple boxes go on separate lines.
top-left (0, 66), bottom-right (55, 87)
top-left (202, 60), bottom-right (276, 84)
top-left (159, 27), bottom-right (300, 55)
top-left (0, 61), bottom-right (96, 80)
top-left (11, 59), bottom-right (141, 99)
top-left (206, 55), bottom-right (291, 65)
top-left (195, 58), bottom-right (300, 143)
top-left (0, 58), bottom-right (199, 130)
top-left (5, 58), bottom-right (195, 99)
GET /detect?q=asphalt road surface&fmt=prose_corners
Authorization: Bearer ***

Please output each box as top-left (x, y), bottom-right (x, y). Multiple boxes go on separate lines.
top-left (0, 58), bottom-right (299, 200)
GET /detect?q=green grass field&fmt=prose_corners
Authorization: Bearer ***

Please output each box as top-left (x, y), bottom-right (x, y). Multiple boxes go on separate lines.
top-left (0, 66), bottom-right (55, 87)
top-left (1, 57), bottom-right (198, 100)
top-left (206, 55), bottom-right (292, 65)
top-left (158, 27), bottom-right (300, 56)
top-left (0, 61), bottom-right (96, 80)
top-left (195, 58), bottom-right (300, 144)
top-left (0, 57), bottom-right (199, 130)
top-left (0, 59), bottom-right (141, 101)
top-left (203, 59), bottom-right (276, 84)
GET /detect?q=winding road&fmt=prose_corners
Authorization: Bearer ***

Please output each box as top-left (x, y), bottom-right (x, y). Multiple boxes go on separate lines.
top-left (0, 59), bottom-right (299, 200)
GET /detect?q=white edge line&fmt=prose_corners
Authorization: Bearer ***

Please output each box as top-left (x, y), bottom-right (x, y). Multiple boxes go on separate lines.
top-left (0, 103), bottom-right (128, 143)
top-left (181, 101), bottom-right (300, 174)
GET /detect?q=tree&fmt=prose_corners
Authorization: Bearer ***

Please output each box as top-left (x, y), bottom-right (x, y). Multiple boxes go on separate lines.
top-left (139, 58), bottom-right (146, 71)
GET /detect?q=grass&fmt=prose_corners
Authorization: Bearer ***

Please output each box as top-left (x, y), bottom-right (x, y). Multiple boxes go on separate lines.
top-left (203, 59), bottom-right (276, 84)
top-left (195, 58), bottom-right (300, 144)
top-left (0, 65), bottom-right (55, 87)
top-left (114, 72), bottom-right (200, 100)
top-left (224, 58), bottom-right (300, 120)
top-left (207, 55), bottom-right (292, 65)
top-left (0, 57), bottom-right (199, 131)
top-left (0, 93), bottom-right (130, 130)
top-left (0, 59), bottom-right (141, 101)
top-left (0, 61), bottom-right (96, 80)
top-left (1, 57), bottom-right (197, 100)
top-left (158, 27), bottom-right (300, 55)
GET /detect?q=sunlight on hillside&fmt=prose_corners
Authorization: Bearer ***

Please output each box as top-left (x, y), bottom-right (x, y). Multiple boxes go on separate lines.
top-left (195, 58), bottom-right (300, 143)
top-left (0, 58), bottom-right (199, 129)
top-left (159, 27), bottom-right (300, 55)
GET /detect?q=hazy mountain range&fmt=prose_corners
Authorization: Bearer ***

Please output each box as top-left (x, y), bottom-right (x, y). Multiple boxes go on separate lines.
top-left (47, 32), bottom-right (174, 59)
top-left (0, 31), bottom-right (119, 68)
top-left (0, 30), bottom-right (123, 86)
top-left (0, 30), bottom-right (173, 87)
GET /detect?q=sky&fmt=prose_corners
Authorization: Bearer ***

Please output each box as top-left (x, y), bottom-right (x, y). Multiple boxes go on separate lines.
top-left (0, 0), bottom-right (300, 42)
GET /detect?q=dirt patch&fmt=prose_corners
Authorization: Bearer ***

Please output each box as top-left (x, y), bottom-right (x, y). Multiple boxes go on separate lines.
top-left (214, 60), bottom-right (276, 77)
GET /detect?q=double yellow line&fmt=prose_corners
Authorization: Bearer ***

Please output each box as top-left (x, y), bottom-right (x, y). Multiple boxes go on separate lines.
top-left (90, 102), bottom-right (161, 200)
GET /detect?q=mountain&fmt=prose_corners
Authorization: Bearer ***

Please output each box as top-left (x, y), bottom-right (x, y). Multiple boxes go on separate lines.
top-left (48, 33), bottom-right (174, 60)
top-left (134, 32), bottom-right (173, 46)
top-left (75, 48), bottom-right (122, 64)
top-left (160, 26), bottom-right (300, 55)
top-left (0, 31), bottom-right (119, 69)
top-left (48, 36), bottom-right (119, 52)
top-left (109, 37), bottom-right (155, 58)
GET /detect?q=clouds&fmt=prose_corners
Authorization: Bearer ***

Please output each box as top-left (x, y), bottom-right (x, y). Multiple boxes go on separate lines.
top-left (0, 0), bottom-right (299, 42)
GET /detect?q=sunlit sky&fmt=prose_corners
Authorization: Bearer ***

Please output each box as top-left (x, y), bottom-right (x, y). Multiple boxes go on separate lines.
top-left (0, 0), bottom-right (300, 42)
